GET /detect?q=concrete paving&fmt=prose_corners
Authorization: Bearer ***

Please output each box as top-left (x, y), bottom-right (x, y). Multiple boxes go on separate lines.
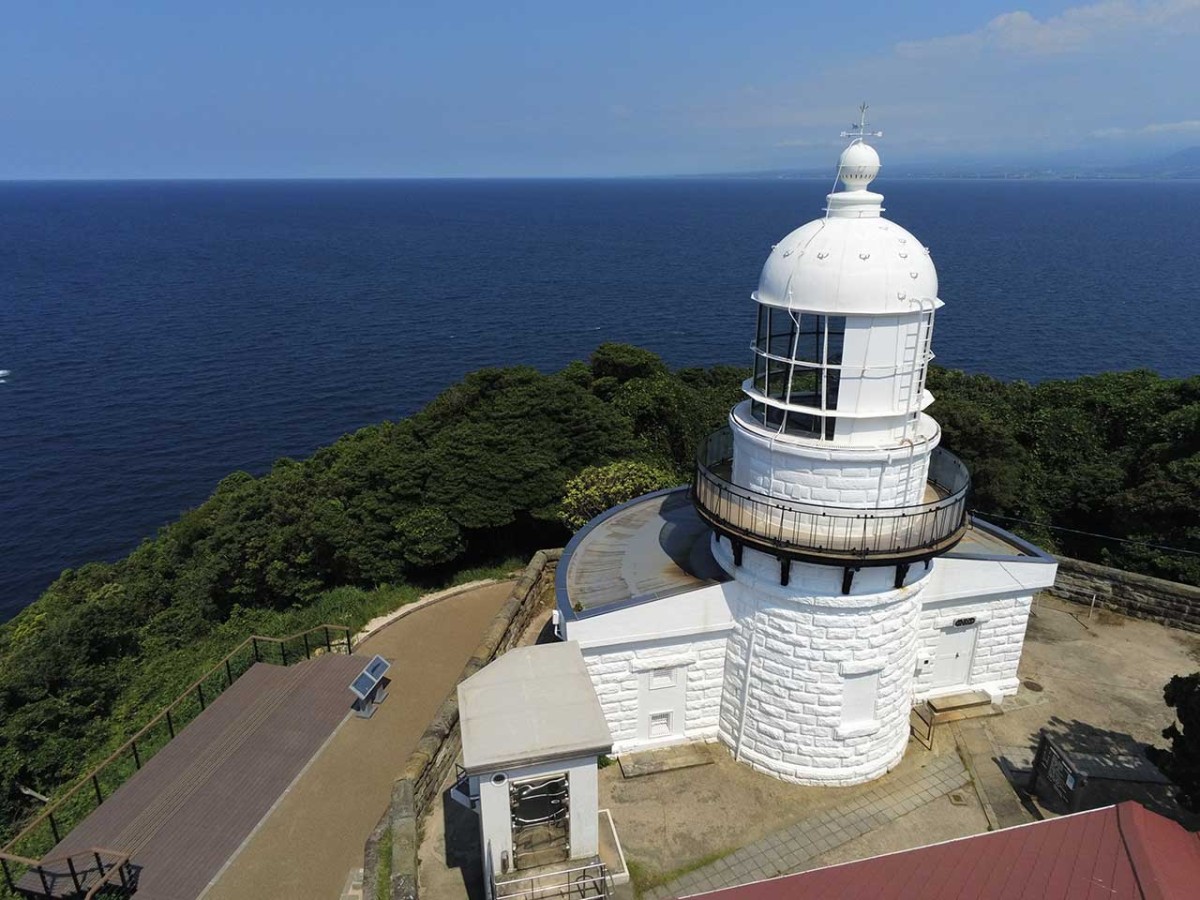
top-left (202, 581), bottom-right (515, 900)
top-left (646, 753), bottom-right (971, 899)
top-left (412, 590), bottom-right (1200, 900)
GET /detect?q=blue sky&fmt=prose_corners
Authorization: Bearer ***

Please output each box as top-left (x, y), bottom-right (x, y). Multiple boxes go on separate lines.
top-left (3, 1), bottom-right (1198, 178)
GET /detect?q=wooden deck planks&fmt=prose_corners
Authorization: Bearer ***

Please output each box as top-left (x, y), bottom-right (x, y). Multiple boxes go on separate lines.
top-left (18, 654), bottom-right (366, 899)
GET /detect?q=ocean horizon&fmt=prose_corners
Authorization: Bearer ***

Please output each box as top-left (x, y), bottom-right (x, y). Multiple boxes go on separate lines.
top-left (2, 176), bottom-right (1198, 620)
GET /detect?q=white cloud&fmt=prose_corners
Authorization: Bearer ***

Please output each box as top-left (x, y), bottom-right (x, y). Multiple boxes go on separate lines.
top-left (1092, 119), bottom-right (1200, 137)
top-left (897, 0), bottom-right (1200, 58)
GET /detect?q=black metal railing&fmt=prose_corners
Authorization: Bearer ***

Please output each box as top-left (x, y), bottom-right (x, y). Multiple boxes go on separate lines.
top-left (0, 624), bottom-right (352, 899)
top-left (692, 426), bottom-right (970, 564)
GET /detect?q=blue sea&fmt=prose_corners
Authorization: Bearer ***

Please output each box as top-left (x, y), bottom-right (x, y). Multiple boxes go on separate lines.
top-left (2, 177), bottom-right (1198, 619)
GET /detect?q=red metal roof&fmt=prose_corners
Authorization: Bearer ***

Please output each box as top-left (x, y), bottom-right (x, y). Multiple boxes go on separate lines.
top-left (686, 803), bottom-right (1200, 900)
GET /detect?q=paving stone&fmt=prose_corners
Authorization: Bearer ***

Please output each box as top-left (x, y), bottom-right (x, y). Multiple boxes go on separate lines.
top-left (656, 754), bottom-right (973, 896)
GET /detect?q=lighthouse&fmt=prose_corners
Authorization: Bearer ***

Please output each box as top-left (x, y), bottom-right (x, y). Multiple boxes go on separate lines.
top-left (557, 110), bottom-right (1057, 787)
top-left (691, 109), bottom-right (970, 784)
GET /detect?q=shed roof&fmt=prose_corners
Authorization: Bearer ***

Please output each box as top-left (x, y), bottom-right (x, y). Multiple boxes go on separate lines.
top-left (458, 641), bottom-right (612, 775)
top-left (686, 802), bottom-right (1200, 900)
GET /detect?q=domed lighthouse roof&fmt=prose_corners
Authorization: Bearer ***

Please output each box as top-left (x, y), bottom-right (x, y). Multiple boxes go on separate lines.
top-left (754, 112), bottom-right (940, 317)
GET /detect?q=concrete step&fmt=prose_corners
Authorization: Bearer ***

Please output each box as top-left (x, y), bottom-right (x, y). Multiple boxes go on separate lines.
top-left (927, 690), bottom-right (993, 714)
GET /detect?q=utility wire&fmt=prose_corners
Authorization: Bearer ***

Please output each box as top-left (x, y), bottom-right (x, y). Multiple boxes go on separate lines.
top-left (970, 510), bottom-right (1200, 558)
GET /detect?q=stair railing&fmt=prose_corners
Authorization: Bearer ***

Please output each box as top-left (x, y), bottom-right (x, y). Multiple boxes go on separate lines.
top-left (0, 625), bottom-right (352, 894)
top-left (0, 846), bottom-right (132, 899)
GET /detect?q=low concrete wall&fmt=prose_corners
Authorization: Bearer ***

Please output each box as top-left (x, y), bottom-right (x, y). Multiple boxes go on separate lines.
top-left (362, 549), bottom-right (562, 900)
top-left (1049, 556), bottom-right (1200, 633)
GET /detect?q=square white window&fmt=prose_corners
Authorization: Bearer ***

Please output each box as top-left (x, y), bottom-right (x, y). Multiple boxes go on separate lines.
top-left (841, 670), bottom-right (880, 728)
top-left (649, 711), bottom-right (673, 739)
top-left (649, 667), bottom-right (676, 690)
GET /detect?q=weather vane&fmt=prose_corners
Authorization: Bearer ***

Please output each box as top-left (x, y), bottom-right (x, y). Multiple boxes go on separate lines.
top-left (840, 102), bottom-right (883, 143)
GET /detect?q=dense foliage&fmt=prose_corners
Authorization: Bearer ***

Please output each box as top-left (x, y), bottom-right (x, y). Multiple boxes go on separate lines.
top-left (927, 367), bottom-right (1200, 584)
top-left (1, 345), bottom-right (1197, 839)
top-left (1149, 674), bottom-right (1200, 812)
top-left (560, 461), bottom-right (679, 532)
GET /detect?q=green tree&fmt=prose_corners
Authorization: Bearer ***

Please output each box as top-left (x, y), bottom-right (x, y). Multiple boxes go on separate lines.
top-left (394, 507), bottom-right (464, 569)
top-left (560, 461), bottom-right (680, 532)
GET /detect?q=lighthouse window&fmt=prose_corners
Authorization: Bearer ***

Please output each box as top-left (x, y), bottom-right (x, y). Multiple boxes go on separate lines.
top-left (766, 358), bottom-right (790, 401)
top-left (755, 306), bottom-right (770, 351)
top-left (767, 308), bottom-right (796, 357)
top-left (750, 307), bottom-right (844, 440)
top-left (753, 354), bottom-right (767, 393)
top-left (789, 369), bottom-right (820, 407)
top-left (794, 315), bottom-right (823, 363)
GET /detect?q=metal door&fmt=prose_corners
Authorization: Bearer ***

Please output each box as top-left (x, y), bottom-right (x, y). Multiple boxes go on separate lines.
top-left (510, 773), bottom-right (569, 870)
top-left (932, 623), bottom-right (977, 689)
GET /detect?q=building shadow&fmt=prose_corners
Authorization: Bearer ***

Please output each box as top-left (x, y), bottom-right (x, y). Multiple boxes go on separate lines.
top-left (1018, 716), bottom-right (1199, 829)
top-left (441, 788), bottom-right (487, 900)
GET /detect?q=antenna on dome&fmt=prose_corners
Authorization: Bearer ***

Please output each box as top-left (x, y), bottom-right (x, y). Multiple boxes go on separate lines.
top-left (840, 102), bottom-right (883, 144)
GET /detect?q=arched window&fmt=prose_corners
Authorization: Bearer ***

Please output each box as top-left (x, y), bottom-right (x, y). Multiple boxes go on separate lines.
top-left (749, 306), bottom-right (846, 440)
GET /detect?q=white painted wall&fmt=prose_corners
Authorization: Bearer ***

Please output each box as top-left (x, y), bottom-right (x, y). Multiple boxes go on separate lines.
top-left (714, 540), bottom-right (925, 786)
top-left (578, 633), bottom-right (729, 753)
top-left (475, 755), bottom-right (600, 879)
top-left (834, 313), bottom-right (931, 423)
top-left (560, 528), bottom-right (1057, 783)
top-left (730, 403), bottom-right (936, 508)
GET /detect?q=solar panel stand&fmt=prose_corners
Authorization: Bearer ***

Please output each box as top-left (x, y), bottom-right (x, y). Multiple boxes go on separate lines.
top-left (349, 655), bottom-right (392, 718)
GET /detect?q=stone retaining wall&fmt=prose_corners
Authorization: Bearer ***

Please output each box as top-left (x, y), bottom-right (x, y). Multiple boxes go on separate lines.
top-left (362, 549), bottom-right (562, 900)
top-left (1049, 556), bottom-right (1200, 633)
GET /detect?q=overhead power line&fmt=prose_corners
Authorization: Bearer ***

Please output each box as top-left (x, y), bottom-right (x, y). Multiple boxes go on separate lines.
top-left (970, 510), bottom-right (1200, 559)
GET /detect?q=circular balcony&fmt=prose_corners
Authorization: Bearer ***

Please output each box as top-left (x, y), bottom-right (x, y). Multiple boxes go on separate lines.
top-left (692, 426), bottom-right (971, 566)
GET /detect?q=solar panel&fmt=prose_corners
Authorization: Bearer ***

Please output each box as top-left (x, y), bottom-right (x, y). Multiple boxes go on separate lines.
top-left (348, 654), bottom-right (391, 701)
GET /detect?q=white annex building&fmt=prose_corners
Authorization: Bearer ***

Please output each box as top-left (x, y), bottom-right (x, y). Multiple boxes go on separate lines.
top-left (557, 118), bottom-right (1058, 787)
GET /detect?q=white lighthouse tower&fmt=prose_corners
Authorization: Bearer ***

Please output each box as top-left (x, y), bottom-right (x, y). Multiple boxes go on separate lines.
top-left (556, 108), bottom-right (1056, 792)
top-left (692, 108), bottom-right (971, 784)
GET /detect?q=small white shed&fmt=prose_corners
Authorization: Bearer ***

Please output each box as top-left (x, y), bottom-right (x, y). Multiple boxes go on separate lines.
top-left (458, 641), bottom-right (613, 880)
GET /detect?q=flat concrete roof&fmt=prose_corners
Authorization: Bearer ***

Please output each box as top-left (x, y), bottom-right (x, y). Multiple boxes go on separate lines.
top-left (563, 487), bottom-right (730, 615)
top-left (458, 641), bottom-right (612, 774)
top-left (947, 517), bottom-right (1054, 561)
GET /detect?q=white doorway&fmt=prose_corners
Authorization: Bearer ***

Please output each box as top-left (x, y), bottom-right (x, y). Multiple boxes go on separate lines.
top-left (638, 664), bottom-right (686, 743)
top-left (931, 623), bottom-right (977, 689)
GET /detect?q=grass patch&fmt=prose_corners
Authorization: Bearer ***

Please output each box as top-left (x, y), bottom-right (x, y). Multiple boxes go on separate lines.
top-left (376, 824), bottom-right (393, 895)
top-left (627, 848), bottom-right (735, 898)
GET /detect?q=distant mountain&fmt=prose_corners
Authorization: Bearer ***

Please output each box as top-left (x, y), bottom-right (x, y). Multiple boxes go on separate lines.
top-left (693, 146), bottom-right (1200, 181)
top-left (1126, 146), bottom-right (1200, 177)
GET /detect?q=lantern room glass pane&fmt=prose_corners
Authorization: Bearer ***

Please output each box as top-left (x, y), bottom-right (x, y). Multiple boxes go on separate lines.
top-left (785, 411), bottom-right (821, 438)
top-left (755, 306), bottom-right (769, 351)
top-left (768, 308), bottom-right (795, 358)
top-left (794, 314), bottom-right (822, 363)
top-left (826, 370), bottom-right (841, 409)
top-left (789, 368), bottom-right (819, 408)
top-left (766, 358), bottom-right (790, 401)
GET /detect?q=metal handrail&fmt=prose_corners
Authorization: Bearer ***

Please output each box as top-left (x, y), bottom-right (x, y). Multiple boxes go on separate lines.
top-left (0, 846), bottom-right (131, 899)
top-left (692, 426), bottom-right (970, 563)
top-left (1, 624), bottom-right (353, 866)
top-left (493, 861), bottom-right (610, 900)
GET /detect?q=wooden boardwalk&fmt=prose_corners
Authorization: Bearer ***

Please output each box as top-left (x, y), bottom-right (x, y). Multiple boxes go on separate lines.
top-left (18, 654), bottom-right (365, 900)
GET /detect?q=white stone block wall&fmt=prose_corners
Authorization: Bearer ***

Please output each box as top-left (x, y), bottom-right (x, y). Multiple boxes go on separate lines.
top-left (581, 635), bottom-right (728, 754)
top-left (913, 593), bottom-right (1033, 701)
top-left (730, 415), bottom-right (933, 508)
top-left (715, 542), bottom-right (925, 786)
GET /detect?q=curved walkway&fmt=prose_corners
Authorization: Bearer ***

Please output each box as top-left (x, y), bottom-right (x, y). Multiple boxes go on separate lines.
top-left (202, 580), bottom-right (515, 900)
